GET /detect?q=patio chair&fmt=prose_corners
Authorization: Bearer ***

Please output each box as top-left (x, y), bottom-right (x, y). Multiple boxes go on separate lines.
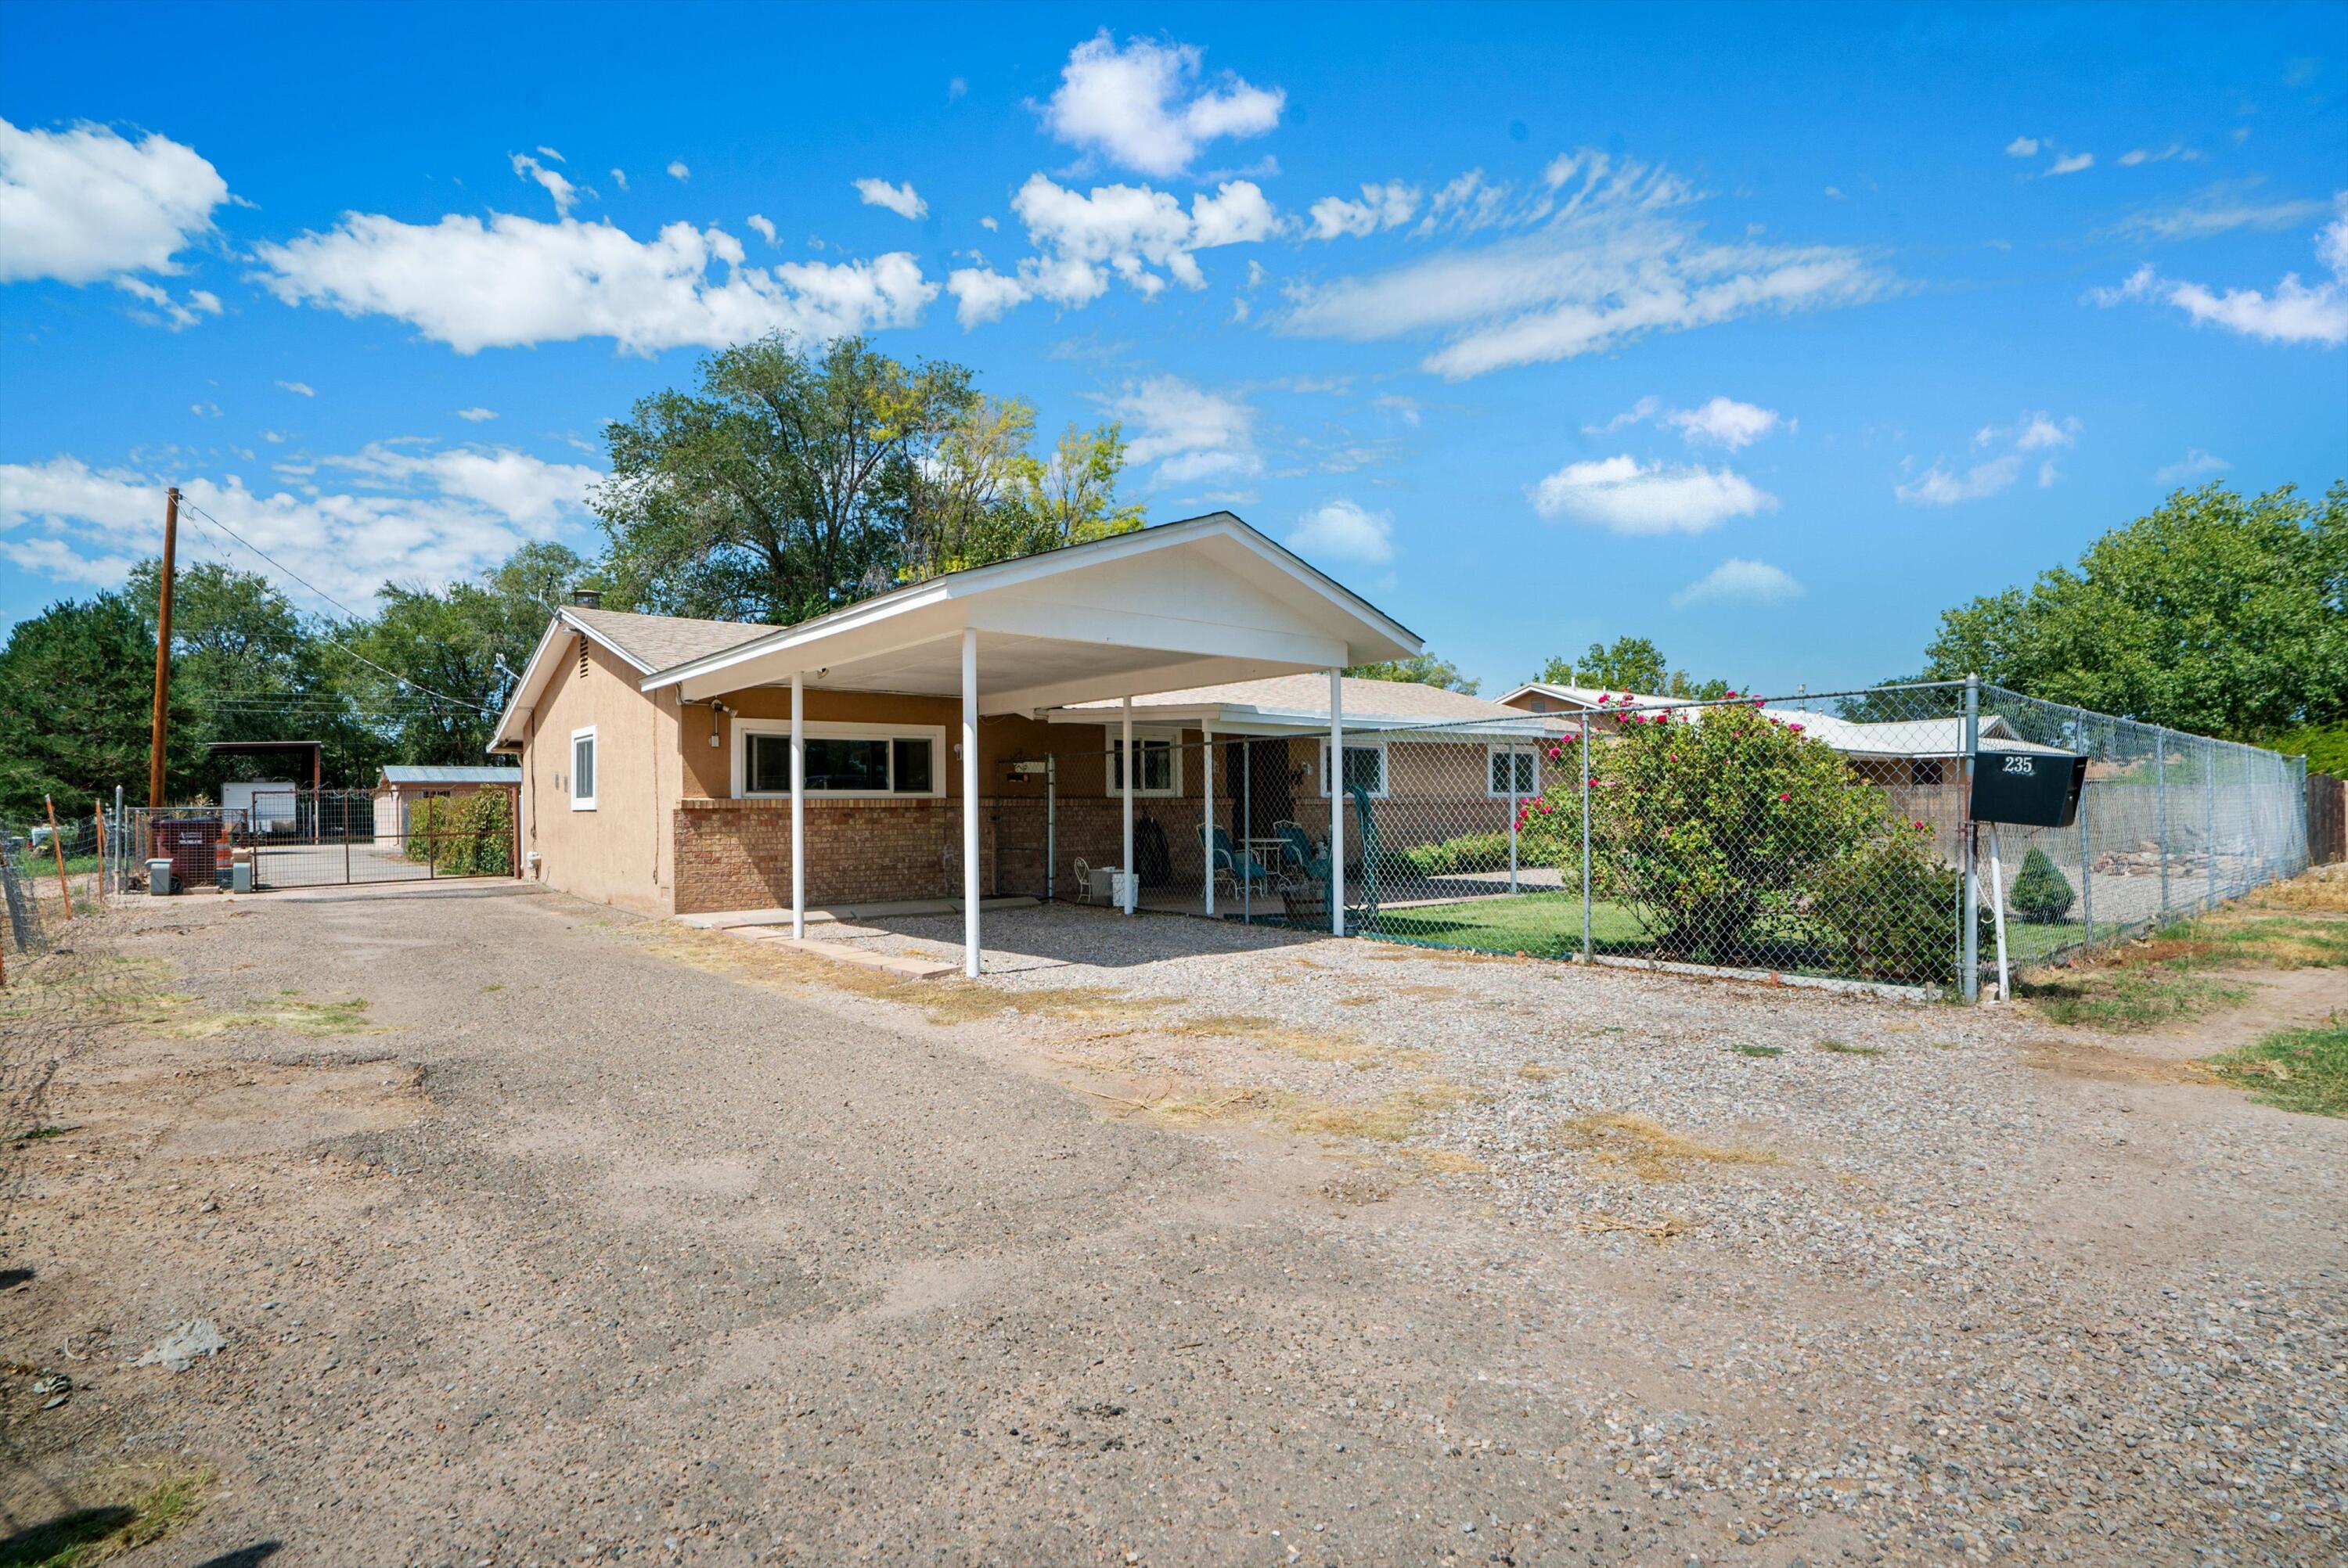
top-left (1071, 857), bottom-right (1093, 904)
top-left (1202, 824), bottom-right (1277, 894)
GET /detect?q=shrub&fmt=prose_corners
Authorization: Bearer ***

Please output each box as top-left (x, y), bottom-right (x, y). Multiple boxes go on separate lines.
top-left (1807, 827), bottom-right (1966, 984)
top-left (405, 791), bottom-right (513, 876)
top-left (2008, 846), bottom-right (2076, 923)
top-left (1400, 831), bottom-right (1509, 877)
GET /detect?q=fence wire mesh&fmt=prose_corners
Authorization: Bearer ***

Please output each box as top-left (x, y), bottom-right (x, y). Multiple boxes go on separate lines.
top-left (1014, 680), bottom-right (2310, 998)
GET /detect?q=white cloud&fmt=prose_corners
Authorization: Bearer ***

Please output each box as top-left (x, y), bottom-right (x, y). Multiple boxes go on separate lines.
top-left (2108, 182), bottom-right (2330, 242)
top-left (1670, 557), bottom-right (1803, 609)
top-left (1280, 150), bottom-right (1886, 379)
top-left (276, 379), bottom-right (315, 397)
top-left (1371, 394), bottom-right (1420, 426)
top-left (0, 444), bottom-right (601, 606)
top-left (113, 275), bottom-right (221, 330)
top-left (1306, 182), bottom-right (1420, 241)
top-left (853, 178), bottom-right (927, 221)
top-left (251, 211), bottom-right (938, 354)
top-left (2004, 136), bottom-right (2041, 158)
top-left (1665, 396), bottom-right (1784, 449)
top-left (1109, 375), bottom-right (1258, 485)
top-left (610, 167), bottom-right (628, 192)
top-left (1288, 498), bottom-right (1394, 565)
top-left (947, 173), bottom-right (1276, 325)
top-left (2116, 143), bottom-right (2202, 167)
top-left (1584, 394), bottom-right (1785, 448)
top-left (1899, 411), bottom-right (2080, 505)
top-left (666, 160), bottom-right (690, 182)
top-left (2153, 448), bottom-right (2231, 485)
top-left (979, 214), bottom-right (999, 232)
top-left (189, 401), bottom-right (221, 418)
top-left (1040, 31), bottom-right (1283, 177)
top-left (456, 406), bottom-right (498, 422)
top-left (2047, 152), bottom-right (2095, 176)
top-left (2090, 199), bottom-right (2348, 346)
top-left (1529, 454), bottom-right (1776, 535)
top-left (0, 117), bottom-right (229, 286)
top-left (510, 152), bottom-right (584, 215)
top-left (746, 214), bottom-right (777, 245)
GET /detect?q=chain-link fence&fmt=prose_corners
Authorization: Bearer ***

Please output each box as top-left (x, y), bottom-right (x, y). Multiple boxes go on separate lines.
top-left (2, 802), bottom-right (121, 962)
top-left (1013, 679), bottom-right (2309, 1000)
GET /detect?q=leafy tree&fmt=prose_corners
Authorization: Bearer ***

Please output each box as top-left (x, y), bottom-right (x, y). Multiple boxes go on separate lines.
top-left (596, 333), bottom-right (980, 622)
top-left (1534, 636), bottom-right (1727, 699)
top-left (0, 592), bottom-right (162, 821)
top-left (1345, 653), bottom-right (1481, 694)
top-left (2270, 721), bottom-right (2348, 776)
top-left (899, 410), bottom-right (1145, 580)
top-left (1921, 480), bottom-right (2347, 740)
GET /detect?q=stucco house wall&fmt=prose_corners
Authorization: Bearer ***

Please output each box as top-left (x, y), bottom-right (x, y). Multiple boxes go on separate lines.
top-left (521, 631), bottom-right (682, 915)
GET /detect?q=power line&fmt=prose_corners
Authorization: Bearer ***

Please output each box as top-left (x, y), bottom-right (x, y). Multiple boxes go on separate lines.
top-left (173, 499), bottom-right (499, 715)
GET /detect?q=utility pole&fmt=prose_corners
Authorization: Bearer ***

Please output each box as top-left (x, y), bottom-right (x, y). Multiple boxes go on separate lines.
top-left (148, 486), bottom-right (179, 810)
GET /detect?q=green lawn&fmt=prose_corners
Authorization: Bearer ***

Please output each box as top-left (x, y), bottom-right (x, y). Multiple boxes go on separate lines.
top-left (2206, 1023), bottom-right (2348, 1118)
top-left (1367, 893), bottom-right (1649, 958)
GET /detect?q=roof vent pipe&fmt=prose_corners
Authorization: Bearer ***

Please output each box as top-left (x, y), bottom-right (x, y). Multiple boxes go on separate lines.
top-left (571, 588), bottom-right (603, 608)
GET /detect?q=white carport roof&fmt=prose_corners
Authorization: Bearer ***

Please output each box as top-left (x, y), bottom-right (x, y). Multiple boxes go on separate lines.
top-left (637, 512), bottom-right (1421, 713)
top-left (1048, 672), bottom-right (1570, 739)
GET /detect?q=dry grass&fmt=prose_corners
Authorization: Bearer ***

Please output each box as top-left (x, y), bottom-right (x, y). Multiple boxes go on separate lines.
top-left (643, 925), bottom-right (1166, 1028)
top-left (1554, 1112), bottom-right (1780, 1181)
top-left (2245, 865), bottom-right (2348, 913)
top-left (1516, 1062), bottom-right (1561, 1081)
top-left (2, 1466), bottom-right (212, 1567)
top-left (1404, 1147), bottom-right (1487, 1175)
top-left (163, 997), bottom-right (377, 1039)
top-left (1573, 1210), bottom-right (1694, 1244)
top-left (1280, 1081), bottom-right (1471, 1143)
top-left (1160, 1012), bottom-right (1401, 1066)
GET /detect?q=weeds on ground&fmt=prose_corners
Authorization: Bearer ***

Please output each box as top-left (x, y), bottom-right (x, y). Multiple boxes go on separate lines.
top-left (1281, 1081), bottom-right (1471, 1143)
top-left (164, 998), bottom-right (377, 1038)
top-left (1730, 1044), bottom-right (1783, 1059)
top-left (1517, 1062), bottom-right (1561, 1081)
top-left (2204, 1020), bottom-right (2348, 1118)
top-left (1553, 1112), bottom-right (1779, 1180)
top-left (2027, 966), bottom-right (2248, 1030)
top-left (2243, 864), bottom-right (2348, 915)
top-left (0, 956), bottom-right (196, 1029)
top-left (0, 1467), bottom-right (211, 1568)
top-left (1161, 1012), bottom-right (1428, 1068)
top-left (1817, 1039), bottom-right (1883, 1058)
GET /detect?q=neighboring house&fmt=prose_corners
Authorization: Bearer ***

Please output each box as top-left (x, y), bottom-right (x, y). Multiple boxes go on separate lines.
top-left (1496, 681), bottom-right (1687, 730)
top-left (372, 764), bottom-right (522, 848)
top-left (484, 512), bottom-right (1422, 972)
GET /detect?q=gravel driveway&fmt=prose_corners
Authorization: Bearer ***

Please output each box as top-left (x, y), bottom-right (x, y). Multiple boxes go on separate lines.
top-left (3, 886), bottom-right (2342, 1566)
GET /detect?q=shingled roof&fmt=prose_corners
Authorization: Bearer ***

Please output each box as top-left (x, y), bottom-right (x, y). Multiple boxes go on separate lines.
top-left (566, 607), bottom-right (781, 672)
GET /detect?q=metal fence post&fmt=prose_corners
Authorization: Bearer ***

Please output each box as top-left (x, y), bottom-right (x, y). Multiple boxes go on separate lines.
top-left (1506, 736), bottom-right (1519, 896)
top-left (1961, 675), bottom-right (1980, 1002)
top-left (2074, 717), bottom-right (2094, 944)
top-left (1241, 737), bottom-right (1251, 926)
top-left (2204, 743), bottom-right (2217, 909)
top-left (2155, 735), bottom-right (2170, 917)
top-left (1578, 714), bottom-right (1592, 964)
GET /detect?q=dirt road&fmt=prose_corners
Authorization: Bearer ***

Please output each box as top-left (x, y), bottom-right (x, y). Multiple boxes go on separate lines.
top-left (2, 883), bottom-right (2341, 1566)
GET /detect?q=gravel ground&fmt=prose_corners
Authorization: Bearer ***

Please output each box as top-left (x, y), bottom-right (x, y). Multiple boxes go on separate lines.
top-left (2, 886), bottom-right (2342, 1567)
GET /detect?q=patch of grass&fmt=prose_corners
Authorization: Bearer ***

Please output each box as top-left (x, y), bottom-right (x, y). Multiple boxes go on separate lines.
top-left (9, 1125), bottom-right (78, 1142)
top-left (2205, 1020), bottom-right (2348, 1118)
top-left (1368, 894), bottom-right (1648, 960)
top-left (2245, 865), bottom-right (2348, 915)
top-left (1404, 1146), bottom-right (1486, 1174)
top-left (1730, 1044), bottom-right (1782, 1059)
top-left (164, 998), bottom-right (378, 1038)
top-left (0, 1467), bottom-right (211, 1568)
top-left (1817, 1039), bottom-right (1883, 1058)
top-left (1162, 1012), bottom-right (1408, 1066)
top-left (2027, 967), bottom-right (2248, 1030)
top-left (1281, 1081), bottom-right (1471, 1143)
top-left (1552, 1112), bottom-right (1779, 1181)
top-left (1517, 1061), bottom-right (1561, 1081)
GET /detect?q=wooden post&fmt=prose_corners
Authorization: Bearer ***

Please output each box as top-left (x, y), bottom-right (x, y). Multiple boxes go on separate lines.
top-left (45, 795), bottom-right (73, 919)
top-left (147, 486), bottom-right (179, 810)
top-left (93, 800), bottom-right (106, 910)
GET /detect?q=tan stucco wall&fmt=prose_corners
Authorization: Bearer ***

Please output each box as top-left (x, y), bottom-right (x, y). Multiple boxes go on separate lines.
top-left (520, 635), bottom-right (681, 915)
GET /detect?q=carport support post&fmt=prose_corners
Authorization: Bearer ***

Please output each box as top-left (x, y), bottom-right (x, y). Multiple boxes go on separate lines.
top-left (790, 671), bottom-right (805, 941)
top-left (1328, 668), bottom-right (1345, 937)
top-left (1201, 721), bottom-right (1215, 917)
top-left (962, 630), bottom-right (981, 976)
top-left (1120, 696), bottom-right (1136, 916)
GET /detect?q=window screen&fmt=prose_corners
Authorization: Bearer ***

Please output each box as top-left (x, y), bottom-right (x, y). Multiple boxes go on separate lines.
top-left (1490, 750), bottom-right (1538, 795)
top-left (571, 734), bottom-right (596, 802)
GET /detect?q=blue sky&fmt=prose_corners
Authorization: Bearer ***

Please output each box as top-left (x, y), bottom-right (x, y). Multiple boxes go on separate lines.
top-left (3, 2), bottom-right (2343, 694)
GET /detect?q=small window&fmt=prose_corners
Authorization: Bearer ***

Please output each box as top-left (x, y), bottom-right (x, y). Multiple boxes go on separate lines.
top-left (1911, 757), bottom-right (1946, 786)
top-left (570, 728), bottom-right (597, 811)
top-left (1489, 747), bottom-right (1540, 797)
top-left (1318, 740), bottom-right (1387, 798)
top-left (744, 732), bottom-right (792, 795)
top-left (1106, 729), bottom-right (1181, 797)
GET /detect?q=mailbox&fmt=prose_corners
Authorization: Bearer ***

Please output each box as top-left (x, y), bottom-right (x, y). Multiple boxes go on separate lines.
top-left (1969, 750), bottom-right (2088, 828)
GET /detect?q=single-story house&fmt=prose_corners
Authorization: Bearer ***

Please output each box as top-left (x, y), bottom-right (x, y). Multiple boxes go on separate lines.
top-left (485, 512), bottom-right (1424, 973)
top-left (1496, 681), bottom-right (1687, 727)
top-left (372, 764), bottom-right (522, 848)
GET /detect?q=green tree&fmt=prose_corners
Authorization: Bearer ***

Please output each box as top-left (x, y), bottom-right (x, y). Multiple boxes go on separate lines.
top-left (1535, 636), bottom-right (1727, 699)
top-left (1921, 480), bottom-right (2348, 740)
top-left (595, 333), bottom-right (980, 622)
top-left (1345, 653), bottom-right (1481, 694)
top-left (0, 592), bottom-right (161, 821)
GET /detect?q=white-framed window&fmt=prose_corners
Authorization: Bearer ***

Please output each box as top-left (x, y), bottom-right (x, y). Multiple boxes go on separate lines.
top-left (1316, 739), bottom-right (1388, 798)
top-left (733, 719), bottom-right (945, 800)
top-left (1488, 744), bottom-right (1542, 798)
top-left (570, 727), bottom-right (598, 811)
top-left (1105, 726), bottom-right (1183, 798)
